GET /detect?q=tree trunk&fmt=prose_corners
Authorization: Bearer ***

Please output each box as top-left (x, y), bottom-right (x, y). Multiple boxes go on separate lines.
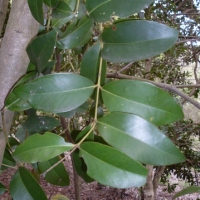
top-left (0, 0), bottom-right (39, 166)
top-left (0, 0), bottom-right (9, 35)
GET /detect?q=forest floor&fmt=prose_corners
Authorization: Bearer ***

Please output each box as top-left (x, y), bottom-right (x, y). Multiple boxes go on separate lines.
top-left (0, 156), bottom-right (200, 200)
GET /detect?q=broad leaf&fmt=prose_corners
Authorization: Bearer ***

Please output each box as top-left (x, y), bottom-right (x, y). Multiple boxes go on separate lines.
top-left (51, 194), bottom-right (69, 200)
top-left (52, 1), bottom-right (73, 18)
top-left (13, 73), bottom-right (95, 113)
top-left (86, 0), bottom-right (154, 22)
top-left (57, 16), bottom-right (93, 49)
top-left (23, 116), bottom-right (59, 134)
top-left (38, 157), bottom-right (70, 186)
top-left (80, 142), bottom-right (147, 188)
top-left (10, 167), bottom-right (47, 200)
top-left (102, 80), bottom-right (184, 125)
top-left (1, 149), bottom-right (16, 170)
top-left (28, 0), bottom-right (44, 25)
top-left (52, 15), bottom-right (75, 28)
top-left (101, 20), bottom-right (178, 63)
top-left (97, 113), bottom-right (186, 165)
top-left (0, 183), bottom-right (7, 195)
top-left (80, 43), bottom-right (101, 83)
top-left (173, 186), bottom-right (200, 199)
top-left (26, 30), bottom-right (57, 73)
top-left (43, 0), bottom-right (59, 8)
top-left (13, 132), bottom-right (74, 163)
top-left (15, 125), bottom-right (29, 142)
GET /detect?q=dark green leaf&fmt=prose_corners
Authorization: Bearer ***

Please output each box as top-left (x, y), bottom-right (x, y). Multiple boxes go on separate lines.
top-left (28, 0), bottom-right (44, 25)
top-left (38, 157), bottom-right (70, 186)
top-left (13, 73), bottom-right (95, 113)
top-left (101, 20), bottom-right (178, 63)
top-left (43, 0), bottom-right (59, 8)
top-left (26, 30), bottom-right (57, 73)
top-left (80, 43), bottom-right (101, 83)
top-left (80, 142), bottom-right (147, 188)
top-left (10, 167), bottom-right (47, 200)
top-left (23, 116), bottom-right (59, 134)
top-left (72, 149), bottom-right (94, 183)
top-left (52, 15), bottom-right (75, 28)
top-left (75, 126), bottom-right (94, 143)
top-left (86, 0), bottom-right (154, 22)
top-left (97, 112), bottom-right (186, 165)
top-left (102, 80), bottom-right (184, 125)
top-left (57, 16), bottom-right (93, 49)
top-left (42, 61), bottom-right (56, 75)
top-left (173, 186), bottom-right (200, 199)
top-left (52, 1), bottom-right (73, 18)
top-left (0, 183), bottom-right (7, 195)
top-left (13, 132), bottom-right (74, 163)
top-left (15, 125), bottom-right (29, 142)
top-left (1, 149), bottom-right (16, 170)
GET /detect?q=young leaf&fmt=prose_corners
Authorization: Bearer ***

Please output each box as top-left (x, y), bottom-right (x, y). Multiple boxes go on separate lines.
top-left (80, 142), bottom-right (147, 188)
top-left (173, 186), bottom-right (200, 199)
top-left (0, 183), bottom-right (7, 195)
top-left (10, 167), bottom-right (47, 200)
top-left (102, 80), bottom-right (184, 125)
top-left (13, 132), bottom-right (74, 163)
top-left (86, 0), bottom-right (154, 22)
top-left (80, 43), bottom-right (101, 83)
top-left (13, 73), bottom-right (95, 113)
top-left (26, 30), bottom-right (57, 73)
top-left (38, 157), bottom-right (70, 186)
top-left (22, 116), bottom-right (59, 134)
top-left (28, 0), bottom-right (44, 25)
top-left (57, 16), bottom-right (93, 49)
top-left (97, 112), bottom-right (186, 165)
top-left (101, 20), bottom-right (178, 63)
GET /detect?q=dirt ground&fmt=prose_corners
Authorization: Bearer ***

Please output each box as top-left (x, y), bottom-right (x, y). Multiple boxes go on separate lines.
top-left (0, 157), bottom-right (200, 200)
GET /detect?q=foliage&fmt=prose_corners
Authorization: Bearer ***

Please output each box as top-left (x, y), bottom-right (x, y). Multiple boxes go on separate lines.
top-left (2, 0), bottom-right (199, 198)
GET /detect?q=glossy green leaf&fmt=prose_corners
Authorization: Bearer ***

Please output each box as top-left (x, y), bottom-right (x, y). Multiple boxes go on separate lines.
top-left (65, 0), bottom-right (76, 11)
top-left (0, 183), bottom-right (7, 195)
top-left (101, 20), bottom-right (178, 63)
top-left (38, 157), bottom-right (70, 186)
top-left (42, 61), bottom-right (56, 75)
top-left (80, 43), bottom-right (101, 83)
top-left (86, 0), bottom-right (154, 22)
top-left (52, 15), bottom-right (75, 28)
top-left (13, 132), bottom-right (74, 163)
top-left (28, 0), bottom-right (44, 25)
top-left (43, 0), bottom-right (58, 8)
top-left (10, 167), bottom-right (47, 200)
top-left (97, 112), bottom-right (186, 165)
top-left (26, 30), bottom-right (57, 73)
top-left (15, 125), bottom-right (29, 142)
top-left (80, 142), bottom-right (147, 188)
top-left (72, 149), bottom-right (94, 183)
top-left (173, 186), bottom-right (200, 199)
top-left (23, 116), bottom-right (59, 134)
top-left (57, 16), bottom-right (93, 49)
top-left (13, 73), bottom-right (95, 113)
top-left (5, 71), bottom-right (37, 111)
top-left (51, 194), bottom-right (69, 200)
top-left (1, 149), bottom-right (16, 170)
top-left (75, 126), bottom-right (93, 143)
top-left (52, 1), bottom-right (73, 18)
top-left (102, 80), bottom-right (184, 125)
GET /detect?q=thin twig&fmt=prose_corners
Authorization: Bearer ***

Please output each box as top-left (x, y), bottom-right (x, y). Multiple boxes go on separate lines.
top-left (118, 62), bottom-right (134, 73)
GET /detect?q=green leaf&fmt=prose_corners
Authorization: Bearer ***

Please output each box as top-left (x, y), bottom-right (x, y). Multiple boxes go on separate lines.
top-left (97, 112), bottom-right (185, 165)
top-left (101, 20), bottom-right (178, 63)
top-left (38, 157), bottom-right (70, 186)
top-left (51, 194), bottom-right (69, 200)
top-left (43, 0), bottom-right (59, 8)
top-left (72, 149), bottom-right (94, 183)
top-left (173, 186), bottom-right (200, 199)
top-left (52, 15), bottom-right (75, 28)
top-left (86, 0), bottom-right (154, 22)
top-left (80, 142), bottom-right (147, 188)
top-left (57, 16), bottom-right (93, 49)
top-left (80, 43), bottom-right (101, 83)
top-left (52, 1), bottom-right (73, 18)
top-left (10, 167), bottom-right (47, 200)
top-left (15, 125), bottom-right (29, 142)
top-left (28, 0), bottom-right (44, 25)
top-left (1, 149), bottom-right (16, 170)
top-left (0, 182), bottom-right (7, 195)
top-left (26, 30), bottom-right (57, 73)
top-left (75, 126), bottom-right (94, 143)
top-left (13, 73), bottom-right (95, 113)
top-left (102, 80), bottom-right (184, 125)
top-left (23, 116), bottom-right (59, 134)
top-left (13, 132), bottom-right (74, 163)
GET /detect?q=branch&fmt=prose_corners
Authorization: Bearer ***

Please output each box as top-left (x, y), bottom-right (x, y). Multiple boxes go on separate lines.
top-left (106, 73), bottom-right (200, 109)
top-left (118, 62), bottom-right (133, 73)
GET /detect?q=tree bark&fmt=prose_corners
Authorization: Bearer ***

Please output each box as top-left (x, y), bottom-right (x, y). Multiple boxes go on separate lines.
top-left (0, 0), bottom-right (9, 35)
top-left (0, 0), bottom-right (39, 166)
